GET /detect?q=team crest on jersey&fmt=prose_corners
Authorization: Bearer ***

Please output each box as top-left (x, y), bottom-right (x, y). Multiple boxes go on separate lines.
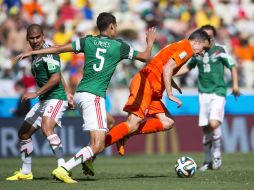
top-left (47, 62), bottom-right (56, 70)
top-left (179, 51), bottom-right (187, 60)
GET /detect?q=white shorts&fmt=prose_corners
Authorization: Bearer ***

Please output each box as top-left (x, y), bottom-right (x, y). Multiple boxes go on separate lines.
top-left (25, 99), bottom-right (68, 129)
top-left (198, 93), bottom-right (226, 127)
top-left (74, 92), bottom-right (108, 132)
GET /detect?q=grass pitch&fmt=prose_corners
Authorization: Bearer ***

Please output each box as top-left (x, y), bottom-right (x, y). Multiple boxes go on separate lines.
top-left (0, 153), bottom-right (253, 190)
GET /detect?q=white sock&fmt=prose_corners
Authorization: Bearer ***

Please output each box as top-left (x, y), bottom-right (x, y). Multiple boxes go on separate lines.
top-left (20, 138), bottom-right (33, 174)
top-left (58, 158), bottom-right (65, 167)
top-left (64, 146), bottom-right (94, 171)
top-left (212, 127), bottom-right (222, 159)
top-left (22, 163), bottom-right (32, 175)
top-left (47, 134), bottom-right (65, 167)
top-left (202, 132), bottom-right (213, 163)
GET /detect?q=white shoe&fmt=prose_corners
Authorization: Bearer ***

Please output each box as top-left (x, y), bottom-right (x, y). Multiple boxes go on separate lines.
top-left (212, 158), bottom-right (222, 170)
top-left (199, 162), bottom-right (212, 172)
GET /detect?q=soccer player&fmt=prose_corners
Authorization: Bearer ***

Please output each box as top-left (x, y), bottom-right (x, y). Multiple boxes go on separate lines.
top-left (104, 29), bottom-right (211, 156)
top-left (6, 24), bottom-right (73, 180)
top-left (14, 12), bottom-right (156, 183)
top-left (175, 25), bottom-right (240, 171)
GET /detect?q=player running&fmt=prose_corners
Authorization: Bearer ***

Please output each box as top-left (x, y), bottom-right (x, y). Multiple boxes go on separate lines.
top-left (175, 25), bottom-right (240, 171)
top-left (14, 12), bottom-right (156, 183)
top-left (104, 29), bottom-right (211, 157)
top-left (6, 24), bottom-right (73, 181)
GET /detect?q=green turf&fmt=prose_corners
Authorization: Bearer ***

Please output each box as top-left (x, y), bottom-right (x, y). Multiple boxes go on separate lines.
top-left (0, 153), bottom-right (253, 190)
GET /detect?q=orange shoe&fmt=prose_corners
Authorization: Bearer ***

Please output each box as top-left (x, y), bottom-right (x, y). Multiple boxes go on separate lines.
top-left (116, 137), bottom-right (129, 156)
top-left (116, 139), bottom-right (125, 156)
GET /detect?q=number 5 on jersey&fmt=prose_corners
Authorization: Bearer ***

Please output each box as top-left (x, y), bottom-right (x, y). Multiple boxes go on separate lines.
top-left (94, 48), bottom-right (107, 71)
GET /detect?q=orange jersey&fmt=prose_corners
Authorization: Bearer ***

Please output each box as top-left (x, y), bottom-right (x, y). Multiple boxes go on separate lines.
top-left (140, 39), bottom-right (194, 98)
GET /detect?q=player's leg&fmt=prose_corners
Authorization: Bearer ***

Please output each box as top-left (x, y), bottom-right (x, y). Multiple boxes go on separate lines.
top-left (199, 125), bottom-right (213, 171)
top-left (134, 100), bottom-right (175, 135)
top-left (82, 112), bottom-right (113, 176)
top-left (6, 102), bottom-right (41, 180)
top-left (198, 93), bottom-right (213, 171)
top-left (52, 93), bottom-right (107, 183)
top-left (6, 122), bottom-right (37, 180)
top-left (41, 99), bottom-right (68, 167)
top-left (105, 72), bottom-right (150, 147)
top-left (116, 100), bottom-right (174, 156)
top-left (209, 94), bottom-right (225, 170)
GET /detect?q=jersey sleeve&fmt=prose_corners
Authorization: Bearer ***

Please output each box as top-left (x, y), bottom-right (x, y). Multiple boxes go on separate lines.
top-left (220, 47), bottom-right (235, 69)
top-left (72, 37), bottom-right (86, 54)
top-left (186, 57), bottom-right (197, 69)
top-left (171, 50), bottom-right (189, 66)
top-left (42, 54), bottom-right (61, 74)
top-left (119, 40), bottom-right (138, 60)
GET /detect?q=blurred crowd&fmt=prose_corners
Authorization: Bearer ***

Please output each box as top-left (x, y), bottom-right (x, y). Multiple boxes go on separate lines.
top-left (0, 0), bottom-right (254, 98)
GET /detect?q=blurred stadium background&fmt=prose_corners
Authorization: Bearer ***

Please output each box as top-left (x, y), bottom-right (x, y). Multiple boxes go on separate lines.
top-left (0, 0), bottom-right (254, 158)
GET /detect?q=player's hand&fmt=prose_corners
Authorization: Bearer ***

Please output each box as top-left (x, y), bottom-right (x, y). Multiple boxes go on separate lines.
top-left (232, 87), bottom-right (241, 101)
top-left (12, 51), bottom-right (32, 64)
top-left (171, 79), bottom-right (182, 94)
top-left (21, 92), bottom-right (38, 101)
top-left (67, 92), bottom-right (75, 110)
top-left (146, 27), bottom-right (156, 45)
top-left (168, 94), bottom-right (182, 108)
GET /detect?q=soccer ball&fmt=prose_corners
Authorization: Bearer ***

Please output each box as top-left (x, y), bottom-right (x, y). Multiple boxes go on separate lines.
top-left (174, 156), bottom-right (197, 178)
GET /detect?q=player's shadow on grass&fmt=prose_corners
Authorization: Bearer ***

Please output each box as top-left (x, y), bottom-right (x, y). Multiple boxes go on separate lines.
top-left (33, 177), bottom-right (52, 180)
top-left (76, 174), bottom-right (168, 181)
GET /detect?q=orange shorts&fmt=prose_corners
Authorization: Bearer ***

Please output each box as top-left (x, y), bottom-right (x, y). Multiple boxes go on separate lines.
top-left (123, 72), bottom-right (168, 119)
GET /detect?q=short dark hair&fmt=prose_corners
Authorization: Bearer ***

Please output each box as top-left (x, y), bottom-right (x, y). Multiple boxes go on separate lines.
top-left (188, 29), bottom-right (210, 44)
top-left (26, 24), bottom-right (43, 39)
top-left (96, 12), bottom-right (116, 32)
top-left (200, 24), bottom-right (217, 37)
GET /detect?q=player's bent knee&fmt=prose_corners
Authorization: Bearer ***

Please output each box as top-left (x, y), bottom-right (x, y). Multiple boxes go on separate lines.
top-left (162, 119), bottom-right (175, 130)
top-left (41, 125), bottom-right (54, 137)
top-left (18, 131), bottom-right (30, 140)
top-left (209, 120), bottom-right (220, 129)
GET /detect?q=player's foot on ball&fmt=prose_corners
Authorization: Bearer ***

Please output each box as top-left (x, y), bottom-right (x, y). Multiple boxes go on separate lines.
top-left (6, 170), bottom-right (33, 180)
top-left (82, 159), bottom-right (95, 176)
top-left (199, 162), bottom-right (212, 172)
top-left (212, 158), bottom-right (222, 170)
top-left (52, 166), bottom-right (77, 183)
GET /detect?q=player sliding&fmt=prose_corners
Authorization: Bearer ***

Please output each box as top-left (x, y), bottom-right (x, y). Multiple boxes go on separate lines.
top-left (14, 12), bottom-right (156, 183)
top-left (104, 29), bottom-right (210, 156)
top-left (6, 24), bottom-right (74, 181)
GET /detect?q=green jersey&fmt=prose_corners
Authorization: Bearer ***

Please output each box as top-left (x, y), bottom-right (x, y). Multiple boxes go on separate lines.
top-left (31, 43), bottom-right (67, 101)
top-left (187, 43), bottom-right (235, 97)
top-left (72, 35), bottom-right (138, 98)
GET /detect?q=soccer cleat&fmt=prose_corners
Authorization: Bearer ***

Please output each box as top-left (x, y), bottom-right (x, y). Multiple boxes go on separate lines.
top-left (82, 159), bottom-right (95, 176)
top-left (52, 167), bottom-right (77, 183)
top-left (212, 158), bottom-right (222, 170)
top-left (116, 139), bottom-right (125, 156)
top-left (199, 162), bottom-right (212, 172)
top-left (6, 170), bottom-right (33, 180)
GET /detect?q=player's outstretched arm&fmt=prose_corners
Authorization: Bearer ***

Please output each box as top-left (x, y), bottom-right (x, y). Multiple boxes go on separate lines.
top-left (163, 58), bottom-right (182, 108)
top-left (13, 43), bottom-right (74, 63)
top-left (231, 66), bottom-right (241, 100)
top-left (135, 27), bottom-right (156, 62)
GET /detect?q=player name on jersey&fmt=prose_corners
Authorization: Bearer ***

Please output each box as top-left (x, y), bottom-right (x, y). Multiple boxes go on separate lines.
top-left (93, 40), bottom-right (111, 48)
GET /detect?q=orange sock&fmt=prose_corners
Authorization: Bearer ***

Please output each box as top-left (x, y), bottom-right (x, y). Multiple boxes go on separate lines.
top-left (135, 118), bottom-right (164, 135)
top-left (105, 122), bottom-right (130, 146)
